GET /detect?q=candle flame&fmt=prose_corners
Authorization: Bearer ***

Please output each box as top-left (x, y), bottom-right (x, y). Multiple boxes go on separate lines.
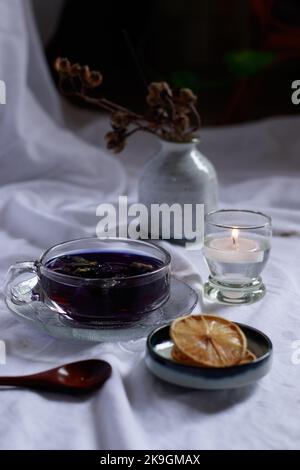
top-left (232, 228), bottom-right (239, 247)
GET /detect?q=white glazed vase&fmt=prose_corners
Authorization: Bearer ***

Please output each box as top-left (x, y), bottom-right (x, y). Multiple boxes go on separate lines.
top-left (138, 139), bottom-right (218, 240)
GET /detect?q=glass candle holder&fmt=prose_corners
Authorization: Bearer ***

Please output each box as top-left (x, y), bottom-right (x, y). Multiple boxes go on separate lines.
top-left (203, 210), bottom-right (272, 304)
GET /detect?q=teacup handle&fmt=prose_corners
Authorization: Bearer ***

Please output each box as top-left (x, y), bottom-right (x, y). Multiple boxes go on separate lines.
top-left (2, 261), bottom-right (39, 303)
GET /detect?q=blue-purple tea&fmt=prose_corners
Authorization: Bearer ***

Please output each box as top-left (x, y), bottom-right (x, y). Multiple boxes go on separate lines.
top-left (40, 250), bottom-right (170, 325)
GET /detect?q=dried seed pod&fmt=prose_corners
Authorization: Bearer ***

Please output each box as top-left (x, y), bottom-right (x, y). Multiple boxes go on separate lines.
top-left (177, 88), bottom-right (197, 104)
top-left (146, 81), bottom-right (173, 107)
top-left (54, 57), bottom-right (71, 74)
top-left (111, 111), bottom-right (131, 128)
top-left (174, 114), bottom-right (190, 132)
top-left (81, 65), bottom-right (91, 84)
top-left (105, 131), bottom-right (126, 153)
top-left (89, 71), bottom-right (103, 88)
top-left (70, 63), bottom-right (82, 77)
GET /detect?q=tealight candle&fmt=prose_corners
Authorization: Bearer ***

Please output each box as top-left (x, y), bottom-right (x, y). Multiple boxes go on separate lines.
top-left (203, 210), bottom-right (272, 305)
top-left (204, 228), bottom-right (264, 264)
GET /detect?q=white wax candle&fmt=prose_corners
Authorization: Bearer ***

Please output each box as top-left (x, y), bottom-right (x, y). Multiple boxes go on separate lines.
top-left (204, 230), bottom-right (264, 264)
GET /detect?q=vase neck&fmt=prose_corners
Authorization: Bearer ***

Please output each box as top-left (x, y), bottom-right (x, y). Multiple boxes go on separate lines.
top-left (160, 140), bottom-right (198, 152)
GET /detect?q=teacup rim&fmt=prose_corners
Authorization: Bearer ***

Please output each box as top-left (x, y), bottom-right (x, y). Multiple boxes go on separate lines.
top-left (36, 236), bottom-right (171, 283)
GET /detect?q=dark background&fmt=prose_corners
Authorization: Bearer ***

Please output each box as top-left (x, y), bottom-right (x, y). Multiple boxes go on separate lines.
top-left (46, 0), bottom-right (300, 126)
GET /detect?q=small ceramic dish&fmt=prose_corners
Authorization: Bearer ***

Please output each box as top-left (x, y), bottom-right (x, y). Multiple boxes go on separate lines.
top-left (146, 322), bottom-right (272, 389)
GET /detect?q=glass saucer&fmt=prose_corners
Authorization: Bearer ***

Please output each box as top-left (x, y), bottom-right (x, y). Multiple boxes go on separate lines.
top-left (5, 276), bottom-right (198, 342)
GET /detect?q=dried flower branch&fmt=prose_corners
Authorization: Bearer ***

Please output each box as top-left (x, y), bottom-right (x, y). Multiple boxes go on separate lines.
top-left (54, 57), bottom-right (201, 153)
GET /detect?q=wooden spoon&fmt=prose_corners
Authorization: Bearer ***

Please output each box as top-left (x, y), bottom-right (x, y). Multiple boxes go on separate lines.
top-left (0, 359), bottom-right (112, 395)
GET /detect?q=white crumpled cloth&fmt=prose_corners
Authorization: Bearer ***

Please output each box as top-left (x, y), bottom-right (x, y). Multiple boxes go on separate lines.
top-left (0, 0), bottom-right (300, 450)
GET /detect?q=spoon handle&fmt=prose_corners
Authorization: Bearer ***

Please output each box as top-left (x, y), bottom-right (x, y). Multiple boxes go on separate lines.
top-left (0, 376), bottom-right (62, 393)
top-left (0, 376), bottom-right (30, 387)
top-left (0, 375), bottom-right (87, 393)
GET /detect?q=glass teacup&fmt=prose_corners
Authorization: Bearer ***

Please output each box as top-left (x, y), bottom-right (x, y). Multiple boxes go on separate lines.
top-left (4, 237), bottom-right (171, 327)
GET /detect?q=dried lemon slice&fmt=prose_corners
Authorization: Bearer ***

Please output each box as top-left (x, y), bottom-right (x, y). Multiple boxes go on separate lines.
top-left (239, 349), bottom-right (256, 365)
top-left (172, 345), bottom-right (256, 367)
top-left (170, 314), bottom-right (247, 367)
top-left (171, 345), bottom-right (202, 367)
